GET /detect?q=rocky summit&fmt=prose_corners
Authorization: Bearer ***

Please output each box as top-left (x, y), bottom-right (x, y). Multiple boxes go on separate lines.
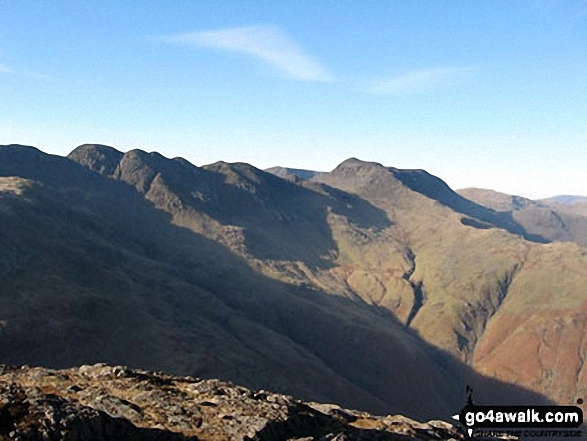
top-left (0, 364), bottom-right (467, 441)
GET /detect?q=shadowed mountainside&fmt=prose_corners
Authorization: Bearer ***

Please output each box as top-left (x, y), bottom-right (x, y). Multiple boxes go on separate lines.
top-left (1, 144), bottom-right (584, 423)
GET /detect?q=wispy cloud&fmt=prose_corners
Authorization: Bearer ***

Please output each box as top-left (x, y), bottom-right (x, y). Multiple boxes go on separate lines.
top-left (368, 66), bottom-right (475, 95)
top-left (159, 25), bottom-right (333, 82)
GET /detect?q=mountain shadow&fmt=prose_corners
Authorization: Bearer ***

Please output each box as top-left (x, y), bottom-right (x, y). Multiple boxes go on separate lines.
top-left (68, 144), bottom-right (392, 268)
top-left (0, 144), bottom-right (553, 423)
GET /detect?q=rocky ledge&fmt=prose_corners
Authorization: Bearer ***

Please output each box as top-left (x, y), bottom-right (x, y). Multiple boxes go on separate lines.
top-left (0, 364), bottom-right (466, 441)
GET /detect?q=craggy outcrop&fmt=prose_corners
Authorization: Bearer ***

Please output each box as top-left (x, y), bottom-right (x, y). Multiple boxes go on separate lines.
top-left (0, 364), bottom-right (466, 441)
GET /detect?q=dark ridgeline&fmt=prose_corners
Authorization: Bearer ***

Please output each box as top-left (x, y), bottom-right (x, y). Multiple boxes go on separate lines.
top-left (2, 143), bottom-right (585, 425)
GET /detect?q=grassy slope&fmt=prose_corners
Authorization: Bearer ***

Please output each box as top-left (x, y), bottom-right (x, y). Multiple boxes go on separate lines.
top-left (315, 161), bottom-right (587, 407)
top-left (0, 144), bottom-right (474, 420)
top-left (0, 144), bottom-right (574, 419)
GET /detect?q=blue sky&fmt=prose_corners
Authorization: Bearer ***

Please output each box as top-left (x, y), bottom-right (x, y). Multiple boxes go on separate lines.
top-left (1, 1), bottom-right (586, 198)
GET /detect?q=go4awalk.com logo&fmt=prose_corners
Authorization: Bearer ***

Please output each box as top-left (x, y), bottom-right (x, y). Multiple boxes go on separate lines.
top-left (452, 387), bottom-right (584, 439)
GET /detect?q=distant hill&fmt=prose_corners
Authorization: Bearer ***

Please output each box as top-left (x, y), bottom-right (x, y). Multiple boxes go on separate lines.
top-left (2, 143), bottom-right (586, 423)
top-left (457, 187), bottom-right (535, 212)
top-left (541, 195), bottom-right (587, 205)
top-left (458, 187), bottom-right (587, 246)
top-left (265, 166), bottom-right (324, 181)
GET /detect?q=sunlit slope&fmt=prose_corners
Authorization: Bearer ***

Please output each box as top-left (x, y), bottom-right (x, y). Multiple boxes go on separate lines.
top-left (0, 143), bottom-right (575, 417)
top-left (473, 241), bottom-right (587, 404)
top-left (0, 165), bottom-right (397, 413)
top-left (69, 145), bottom-right (585, 408)
top-left (458, 187), bottom-right (587, 246)
top-left (312, 159), bottom-right (587, 405)
top-left (1, 143), bottom-right (491, 420)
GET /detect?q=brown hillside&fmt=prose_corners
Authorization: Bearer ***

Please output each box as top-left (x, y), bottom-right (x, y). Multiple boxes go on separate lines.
top-left (0, 144), bottom-right (578, 423)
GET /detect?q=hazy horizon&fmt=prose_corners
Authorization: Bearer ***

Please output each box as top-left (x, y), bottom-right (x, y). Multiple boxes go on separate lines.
top-left (1, 1), bottom-right (586, 199)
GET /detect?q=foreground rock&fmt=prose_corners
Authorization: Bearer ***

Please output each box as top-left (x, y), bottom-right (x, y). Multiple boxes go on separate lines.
top-left (0, 364), bottom-right (466, 441)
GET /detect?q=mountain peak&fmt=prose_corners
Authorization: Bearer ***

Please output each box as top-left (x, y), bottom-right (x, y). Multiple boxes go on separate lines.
top-left (68, 144), bottom-right (123, 175)
top-left (335, 158), bottom-right (382, 169)
top-left (0, 143), bottom-right (42, 153)
top-left (0, 144), bottom-right (45, 162)
top-left (203, 160), bottom-right (268, 183)
top-left (330, 158), bottom-right (385, 177)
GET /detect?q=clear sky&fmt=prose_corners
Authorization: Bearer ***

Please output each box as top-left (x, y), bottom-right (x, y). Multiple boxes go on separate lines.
top-left (1, 1), bottom-right (586, 198)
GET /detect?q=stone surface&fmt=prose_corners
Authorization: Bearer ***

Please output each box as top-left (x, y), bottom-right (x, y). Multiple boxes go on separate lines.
top-left (0, 364), bottom-right (470, 441)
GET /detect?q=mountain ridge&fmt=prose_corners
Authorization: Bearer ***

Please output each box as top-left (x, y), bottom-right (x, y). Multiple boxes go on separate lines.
top-left (1, 143), bottom-right (585, 423)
